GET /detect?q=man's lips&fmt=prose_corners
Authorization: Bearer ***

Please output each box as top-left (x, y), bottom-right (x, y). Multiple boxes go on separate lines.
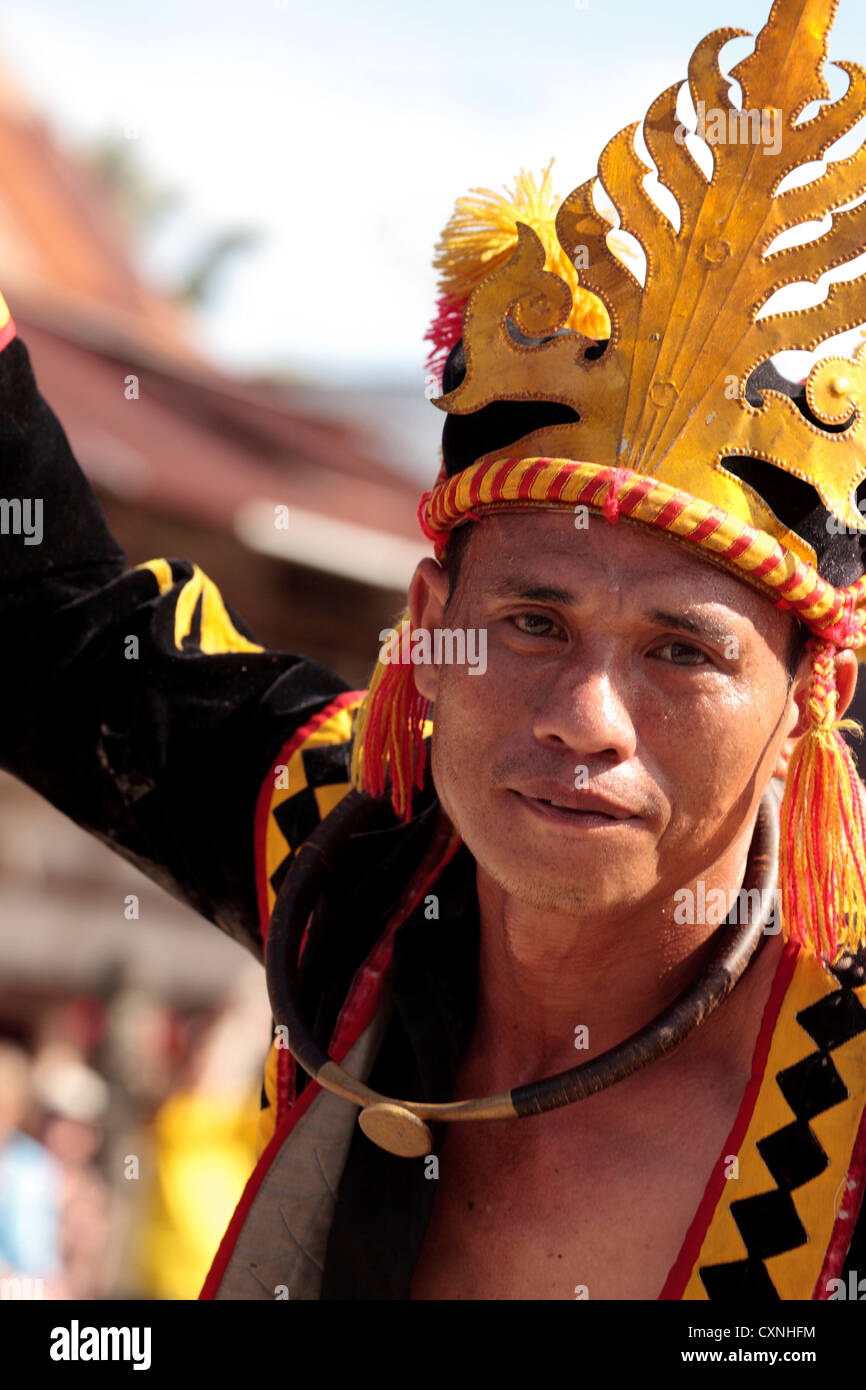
top-left (508, 781), bottom-right (642, 825)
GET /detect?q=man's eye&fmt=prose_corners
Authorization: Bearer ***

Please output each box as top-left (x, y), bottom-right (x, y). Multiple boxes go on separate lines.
top-left (653, 641), bottom-right (708, 666)
top-left (511, 613), bottom-right (564, 639)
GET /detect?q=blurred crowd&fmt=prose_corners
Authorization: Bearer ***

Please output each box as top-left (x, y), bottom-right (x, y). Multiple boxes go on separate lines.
top-left (0, 1040), bottom-right (109, 1298)
top-left (0, 959), bottom-right (269, 1300)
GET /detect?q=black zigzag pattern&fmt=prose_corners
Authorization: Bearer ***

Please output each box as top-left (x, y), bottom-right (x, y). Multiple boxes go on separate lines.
top-left (268, 736), bottom-right (354, 901)
top-left (699, 950), bottom-right (866, 1300)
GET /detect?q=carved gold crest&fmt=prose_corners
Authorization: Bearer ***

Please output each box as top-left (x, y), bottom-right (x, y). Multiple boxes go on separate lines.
top-left (435, 0), bottom-right (866, 551)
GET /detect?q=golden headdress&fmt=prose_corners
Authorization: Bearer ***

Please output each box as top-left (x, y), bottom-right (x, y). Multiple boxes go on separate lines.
top-left (352, 0), bottom-right (866, 963)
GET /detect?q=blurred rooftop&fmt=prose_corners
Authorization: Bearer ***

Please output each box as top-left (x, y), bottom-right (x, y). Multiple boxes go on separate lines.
top-left (0, 57), bottom-right (431, 597)
top-left (0, 52), bottom-right (431, 1003)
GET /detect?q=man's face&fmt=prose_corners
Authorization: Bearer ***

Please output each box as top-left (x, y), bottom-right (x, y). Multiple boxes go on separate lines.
top-left (409, 510), bottom-right (805, 923)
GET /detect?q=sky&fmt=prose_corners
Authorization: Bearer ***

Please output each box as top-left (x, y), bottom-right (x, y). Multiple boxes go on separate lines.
top-left (1, 0), bottom-right (866, 386)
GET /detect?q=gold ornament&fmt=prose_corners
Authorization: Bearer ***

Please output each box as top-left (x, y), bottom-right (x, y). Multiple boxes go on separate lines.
top-left (435, 0), bottom-right (866, 567)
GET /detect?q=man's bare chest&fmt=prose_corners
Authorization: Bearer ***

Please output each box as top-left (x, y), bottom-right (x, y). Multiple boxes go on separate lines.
top-left (409, 1102), bottom-right (734, 1301)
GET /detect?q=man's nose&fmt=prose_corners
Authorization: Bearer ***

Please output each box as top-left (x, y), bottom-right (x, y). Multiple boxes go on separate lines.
top-left (531, 659), bottom-right (638, 762)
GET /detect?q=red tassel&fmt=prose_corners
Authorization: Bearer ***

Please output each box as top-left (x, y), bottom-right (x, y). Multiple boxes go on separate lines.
top-left (423, 293), bottom-right (467, 389)
top-left (350, 620), bottom-right (432, 821)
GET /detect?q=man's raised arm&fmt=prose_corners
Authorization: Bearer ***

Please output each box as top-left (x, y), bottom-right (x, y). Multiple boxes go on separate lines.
top-left (0, 304), bottom-right (361, 959)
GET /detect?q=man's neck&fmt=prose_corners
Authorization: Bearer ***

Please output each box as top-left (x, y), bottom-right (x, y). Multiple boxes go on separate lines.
top-left (465, 808), bottom-right (785, 1098)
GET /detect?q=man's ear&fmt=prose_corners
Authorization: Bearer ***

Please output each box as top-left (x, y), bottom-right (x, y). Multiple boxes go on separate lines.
top-left (406, 557), bottom-right (449, 703)
top-left (772, 647), bottom-right (860, 780)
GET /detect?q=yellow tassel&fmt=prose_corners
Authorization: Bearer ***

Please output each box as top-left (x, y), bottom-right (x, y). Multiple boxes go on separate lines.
top-left (778, 639), bottom-right (866, 962)
top-left (432, 158), bottom-right (611, 340)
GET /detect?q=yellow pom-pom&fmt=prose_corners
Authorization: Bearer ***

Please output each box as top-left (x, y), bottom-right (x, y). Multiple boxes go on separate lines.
top-left (433, 158), bottom-right (610, 340)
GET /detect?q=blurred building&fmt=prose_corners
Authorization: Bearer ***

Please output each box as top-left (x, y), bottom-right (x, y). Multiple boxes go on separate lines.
top-left (0, 57), bottom-right (434, 1295)
top-left (0, 63), bottom-right (431, 674)
top-left (0, 56), bottom-right (433, 1012)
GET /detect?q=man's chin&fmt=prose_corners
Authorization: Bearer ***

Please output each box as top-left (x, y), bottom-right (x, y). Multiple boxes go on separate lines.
top-left (492, 815), bottom-right (646, 875)
top-left (490, 875), bottom-right (599, 916)
top-left (444, 795), bottom-right (653, 913)
top-left (470, 834), bottom-right (643, 916)
top-left (478, 862), bottom-right (639, 918)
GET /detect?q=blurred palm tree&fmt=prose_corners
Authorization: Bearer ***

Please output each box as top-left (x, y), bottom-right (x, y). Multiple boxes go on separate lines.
top-left (81, 133), bottom-right (261, 307)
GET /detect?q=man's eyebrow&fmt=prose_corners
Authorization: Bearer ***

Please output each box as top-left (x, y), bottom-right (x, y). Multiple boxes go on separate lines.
top-left (485, 579), bottom-right (578, 604)
top-left (484, 582), bottom-right (736, 642)
top-left (646, 609), bottom-right (734, 643)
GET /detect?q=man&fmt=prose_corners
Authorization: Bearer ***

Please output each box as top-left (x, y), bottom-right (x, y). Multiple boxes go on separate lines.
top-left (2, 0), bottom-right (866, 1301)
top-left (403, 511), bottom-right (852, 1299)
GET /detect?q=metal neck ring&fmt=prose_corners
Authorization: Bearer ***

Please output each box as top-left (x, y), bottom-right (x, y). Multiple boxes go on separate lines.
top-left (266, 787), bottom-right (779, 1157)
